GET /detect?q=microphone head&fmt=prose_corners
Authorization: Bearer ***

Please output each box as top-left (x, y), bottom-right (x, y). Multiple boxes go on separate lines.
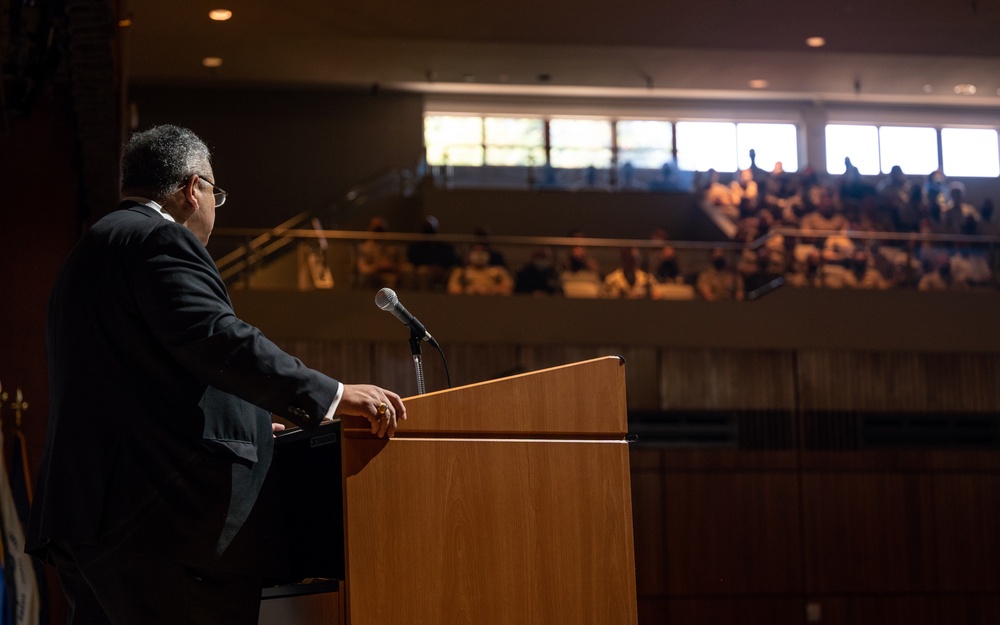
top-left (375, 287), bottom-right (398, 311)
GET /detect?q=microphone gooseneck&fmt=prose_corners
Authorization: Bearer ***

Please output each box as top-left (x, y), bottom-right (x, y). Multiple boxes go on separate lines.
top-left (374, 288), bottom-right (452, 390)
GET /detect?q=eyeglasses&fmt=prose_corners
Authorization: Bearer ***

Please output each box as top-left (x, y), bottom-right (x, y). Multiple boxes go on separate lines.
top-left (186, 174), bottom-right (228, 207)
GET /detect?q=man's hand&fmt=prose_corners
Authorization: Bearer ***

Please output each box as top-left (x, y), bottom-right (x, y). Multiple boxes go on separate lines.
top-left (337, 384), bottom-right (407, 438)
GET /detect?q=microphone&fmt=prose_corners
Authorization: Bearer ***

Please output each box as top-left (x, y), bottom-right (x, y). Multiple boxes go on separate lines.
top-left (375, 288), bottom-right (437, 345)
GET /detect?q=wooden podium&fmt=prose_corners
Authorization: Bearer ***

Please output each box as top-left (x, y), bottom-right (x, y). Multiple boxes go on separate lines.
top-left (265, 356), bottom-right (638, 625)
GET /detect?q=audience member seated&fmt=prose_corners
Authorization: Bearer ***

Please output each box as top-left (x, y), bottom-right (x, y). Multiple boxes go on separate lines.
top-left (950, 246), bottom-right (993, 287)
top-left (696, 248), bottom-right (744, 301)
top-left (896, 184), bottom-right (925, 233)
top-left (852, 250), bottom-right (892, 290)
top-left (602, 247), bottom-right (654, 299)
top-left (875, 165), bottom-right (912, 229)
top-left (744, 252), bottom-right (784, 296)
top-left (918, 256), bottom-right (965, 291)
top-left (765, 161), bottom-right (797, 202)
top-left (648, 161), bottom-right (684, 191)
top-left (356, 216), bottom-right (407, 289)
top-left (562, 229), bottom-right (601, 274)
top-left (407, 215), bottom-right (459, 291)
top-left (730, 169), bottom-right (759, 216)
top-left (785, 251), bottom-right (821, 288)
top-left (943, 182), bottom-right (980, 234)
top-left (651, 242), bottom-right (685, 284)
top-left (822, 233), bottom-right (856, 262)
top-left (978, 199), bottom-right (1000, 236)
top-left (515, 247), bottom-right (562, 296)
top-left (558, 229), bottom-right (603, 297)
top-left (800, 186), bottom-right (849, 232)
top-left (447, 243), bottom-right (514, 295)
top-left (703, 169), bottom-right (740, 220)
top-left (923, 168), bottom-right (949, 211)
top-left (838, 161), bottom-right (877, 211)
top-left (474, 225), bottom-right (509, 268)
top-left (818, 257), bottom-right (858, 289)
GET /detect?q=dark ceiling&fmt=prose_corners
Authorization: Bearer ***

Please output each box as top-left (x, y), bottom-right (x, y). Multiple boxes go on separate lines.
top-left (123, 0), bottom-right (1000, 106)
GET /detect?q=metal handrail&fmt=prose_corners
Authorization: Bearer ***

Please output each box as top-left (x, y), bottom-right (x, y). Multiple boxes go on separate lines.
top-left (211, 228), bottom-right (1000, 254)
top-left (215, 168), bottom-right (414, 282)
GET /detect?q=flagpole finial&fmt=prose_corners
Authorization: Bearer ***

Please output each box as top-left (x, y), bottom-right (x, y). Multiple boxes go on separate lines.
top-left (11, 389), bottom-right (27, 429)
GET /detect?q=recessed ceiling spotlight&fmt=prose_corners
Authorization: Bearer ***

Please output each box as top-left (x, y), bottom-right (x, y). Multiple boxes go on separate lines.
top-left (749, 79), bottom-right (769, 89)
top-left (209, 9), bottom-right (233, 21)
top-left (954, 83), bottom-right (977, 95)
top-left (805, 36), bottom-right (826, 48)
top-left (202, 57), bottom-right (223, 68)
top-left (922, 84), bottom-right (933, 93)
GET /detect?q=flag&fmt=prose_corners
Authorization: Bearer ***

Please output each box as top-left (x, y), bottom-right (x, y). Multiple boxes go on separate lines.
top-left (8, 428), bottom-right (46, 625)
top-left (0, 428), bottom-right (39, 625)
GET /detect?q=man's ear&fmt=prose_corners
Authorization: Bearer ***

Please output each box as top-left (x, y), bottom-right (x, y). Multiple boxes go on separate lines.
top-left (165, 176), bottom-right (198, 224)
top-left (181, 175), bottom-right (201, 210)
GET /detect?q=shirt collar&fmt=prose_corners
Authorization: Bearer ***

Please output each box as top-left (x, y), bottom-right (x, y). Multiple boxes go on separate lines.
top-left (121, 197), bottom-right (175, 223)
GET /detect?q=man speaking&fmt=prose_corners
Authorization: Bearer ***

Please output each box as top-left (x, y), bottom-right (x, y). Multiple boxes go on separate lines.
top-left (27, 125), bottom-right (404, 624)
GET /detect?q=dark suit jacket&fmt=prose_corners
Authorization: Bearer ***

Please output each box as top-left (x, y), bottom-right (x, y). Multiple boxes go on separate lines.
top-left (27, 202), bottom-right (341, 576)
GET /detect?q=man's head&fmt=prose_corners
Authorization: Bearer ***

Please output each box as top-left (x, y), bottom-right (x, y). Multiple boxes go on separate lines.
top-left (121, 125), bottom-right (219, 244)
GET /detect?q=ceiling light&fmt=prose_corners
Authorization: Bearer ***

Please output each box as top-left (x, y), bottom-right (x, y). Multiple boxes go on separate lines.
top-left (805, 36), bottom-right (826, 48)
top-left (954, 84), bottom-right (977, 95)
top-left (202, 57), bottom-right (223, 68)
top-left (209, 9), bottom-right (233, 21)
top-left (118, 17), bottom-right (132, 27)
top-left (749, 79), bottom-right (769, 89)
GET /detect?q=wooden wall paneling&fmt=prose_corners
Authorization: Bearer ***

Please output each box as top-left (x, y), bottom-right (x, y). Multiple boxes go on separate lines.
top-left (921, 353), bottom-right (1000, 413)
top-left (801, 472), bottom-right (935, 594)
top-left (519, 345), bottom-right (659, 410)
top-left (664, 598), bottom-right (803, 625)
top-left (937, 595), bottom-right (1000, 625)
top-left (796, 351), bottom-right (917, 413)
top-left (797, 351), bottom-right (1000, 413)
top-left (630, 449), bottom-right (666, 597)
top-left (636, 598), bottom-right (669, 625)
top-left (427, 342), bottom-right (520, 392)
top-left (801, 449), bottom-right (1000, 472)
top-left (364, 341), bottom-right (520, 397)
top-left (927, 473), bottom-right (1000, 593)
top-left (663, 471), bottom-right (802, 595)
top-left (274, 339), bottom-right (375, 386)
top-left (660, 449), bottom-right (798, 471)
top-left (659, 349), bottom-right (796, 411)
top-left (814, 595), bottom-right (939, 625)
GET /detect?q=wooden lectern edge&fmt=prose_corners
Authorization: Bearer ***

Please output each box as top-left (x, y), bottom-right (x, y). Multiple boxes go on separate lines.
top-left (400, 354), bottom-right (625, 402)
top-left (340, 428), bottom-right (631, 442)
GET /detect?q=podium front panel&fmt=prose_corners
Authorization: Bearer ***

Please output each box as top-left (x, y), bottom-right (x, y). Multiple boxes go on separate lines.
top-left (342, 436), bottom-right (638, 625)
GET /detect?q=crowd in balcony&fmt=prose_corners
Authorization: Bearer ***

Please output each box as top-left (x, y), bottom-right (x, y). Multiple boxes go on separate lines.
top-left (344, 157), bottom-right (999, 300)
top-left (698, 156), bottom-right (999, 293)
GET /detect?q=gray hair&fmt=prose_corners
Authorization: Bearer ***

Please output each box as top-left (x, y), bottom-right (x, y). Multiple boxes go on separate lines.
top-left (121, 125), bottom-right (212, 201)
